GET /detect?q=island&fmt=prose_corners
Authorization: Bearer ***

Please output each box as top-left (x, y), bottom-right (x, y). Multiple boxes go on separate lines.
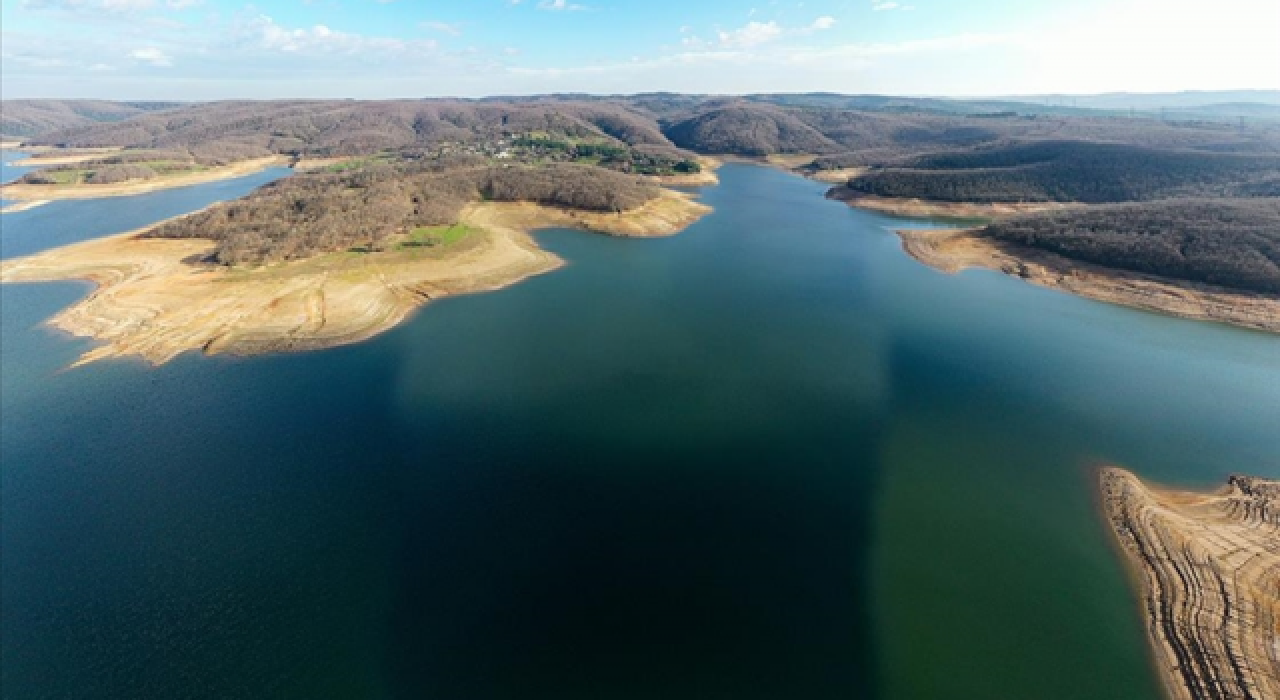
top-left (1099, 468), bottom-right (1279, 700)
top-left (0, 161), bottom-right (709, 366)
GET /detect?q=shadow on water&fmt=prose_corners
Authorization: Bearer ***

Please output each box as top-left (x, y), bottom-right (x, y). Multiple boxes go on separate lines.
top-left (383, 167), bottom-right (890, 698)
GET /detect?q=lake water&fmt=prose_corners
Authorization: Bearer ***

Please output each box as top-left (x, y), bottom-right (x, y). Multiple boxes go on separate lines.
top-left (2, 160), bottom-right (1278, 700)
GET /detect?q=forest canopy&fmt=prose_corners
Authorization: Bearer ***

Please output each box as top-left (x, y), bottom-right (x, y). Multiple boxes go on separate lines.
top-left (144, 162), bottom-right (659, 266)
top-left (978, 198), bottom-right (1280, 295)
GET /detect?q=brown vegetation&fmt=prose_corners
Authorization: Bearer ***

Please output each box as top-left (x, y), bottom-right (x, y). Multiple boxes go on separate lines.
top-left (143, 162), bottom-right (661, 265)
top-left (981, 198), bottom-right (1280, 295)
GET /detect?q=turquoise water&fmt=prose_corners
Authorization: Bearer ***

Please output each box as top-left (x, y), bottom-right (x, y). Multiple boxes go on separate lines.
top-left (2, 163), bottom-right (1277, 699)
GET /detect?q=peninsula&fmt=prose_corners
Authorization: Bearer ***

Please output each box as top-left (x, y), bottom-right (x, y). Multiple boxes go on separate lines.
top-left (0, 154), bottom-right (289, 209)
top-left (826, 140), bottom-right (1280, 332)
top-left (0, 162), bottom-right (709, 366)
top-left (1099, 468), bottom-right (1279, 700)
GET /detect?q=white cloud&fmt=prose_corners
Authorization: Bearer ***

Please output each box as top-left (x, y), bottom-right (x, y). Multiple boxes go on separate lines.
top-left (421, 21), bottom-right (462, 36)
top-left (88, 62), bottom-right (116, 70)
top-left (240, 14), bottom-right (438, 55)
top-left (717, 21), bottom-right (783, 48)
top-left (811, 16), bottom-right (836, 30)
top-left (21, 0), bottom-right (199, 12)
top-left (872, 2), bottom-right (898, 10)
top-left (537, 0), bottom-right (585, 10)
top-left (129, 46), bottom-right (171, 65)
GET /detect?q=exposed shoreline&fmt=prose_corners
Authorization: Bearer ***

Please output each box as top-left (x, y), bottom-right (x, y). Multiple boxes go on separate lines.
top-left (0, 155), bottom-right (289, 205)
top-left (1098, 468), bottom-right (1279, 700)
top-left (10, 147), bottom-right (124, 166)
top-left (895, 227), bottom-right (1280, 334)
top-left (826, 186), bottom-right (1075, 218)
top-left (0, 189), bottom-right (710, 367)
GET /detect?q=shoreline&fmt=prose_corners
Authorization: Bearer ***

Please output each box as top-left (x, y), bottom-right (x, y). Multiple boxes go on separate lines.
top-left (1098, 468), bottom-right (1279, 700)
top-left (0, 156), bottom-right (289, 204)
top-left (0, 188), bottom-right (710, 366)
top-left (10, 147), bottom-right (125, 166)
top-left (895, 227), bottom-right (1280, 334)
top-left (826, 187), bottom-right (1074, 219)
top-left (0, 199), bottom-right (51, 214)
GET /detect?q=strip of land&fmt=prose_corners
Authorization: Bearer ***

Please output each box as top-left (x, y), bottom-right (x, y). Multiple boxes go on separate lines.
top-left (895, 227), bottom-right (1280, 333)
top-left (10, 147), bottom-right (124, 166)
top-left (828, 187), bottom-right (1074, 218)
top-left (1099, 468), bottom-right (1279, 700)
top-left (0, 189), bottom-right (709, 366)
top-left (0, 155), bottom-right (288, 204)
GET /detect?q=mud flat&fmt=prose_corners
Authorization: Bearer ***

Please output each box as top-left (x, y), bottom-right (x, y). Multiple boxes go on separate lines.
top-left (0, 156), bottom-right (288, 203)
top-left (894, 228), bottom-right (1280, 334)
top-left (0, 189), bottom-right (709, 366)
top-left (1099, 468), bottom-right (1279, 700)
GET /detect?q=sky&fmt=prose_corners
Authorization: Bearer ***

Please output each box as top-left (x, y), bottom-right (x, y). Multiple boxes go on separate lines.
top-left (2, 0), bottom-right (1278, 99)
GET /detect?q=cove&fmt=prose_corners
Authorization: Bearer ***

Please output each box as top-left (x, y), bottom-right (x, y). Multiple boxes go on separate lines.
top-left (2, 163), bottom-right (1278, 699)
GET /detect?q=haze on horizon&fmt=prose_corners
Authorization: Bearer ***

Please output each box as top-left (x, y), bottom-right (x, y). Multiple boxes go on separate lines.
top-left (1, 0), bottom-right (1277, 101)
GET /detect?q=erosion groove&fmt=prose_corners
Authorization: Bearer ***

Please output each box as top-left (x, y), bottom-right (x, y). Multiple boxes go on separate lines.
top-left (1099, 468), bottom-right (1280, 700)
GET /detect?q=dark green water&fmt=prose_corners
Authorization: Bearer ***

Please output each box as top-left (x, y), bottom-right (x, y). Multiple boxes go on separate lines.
top-left (2, 162), bottom-right (1277, 700)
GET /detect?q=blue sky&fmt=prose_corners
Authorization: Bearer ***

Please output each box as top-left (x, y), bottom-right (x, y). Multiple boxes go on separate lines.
top-left (2, 0), bottom-right (1277, 99)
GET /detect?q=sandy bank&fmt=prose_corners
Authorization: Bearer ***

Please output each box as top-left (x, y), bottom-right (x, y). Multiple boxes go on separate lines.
top-left (896, 227), bottom-right (1280, 333)
top-left (0, 156), bottom-right (289, 202)
top-left (827, 187), bottom-right (1073, 219)
top-left (1099, 468), bottom-right (1279, 700)
top-left (649, 157), bottom-right (722, 186)
top-left (0, 189), bottom-right (710, 366)
top-left (0, 199), bottom-right (50, 214)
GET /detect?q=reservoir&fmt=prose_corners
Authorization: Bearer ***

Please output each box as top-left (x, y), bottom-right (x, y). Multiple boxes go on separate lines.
top-left (2, 160), bottom-right (1277, 699)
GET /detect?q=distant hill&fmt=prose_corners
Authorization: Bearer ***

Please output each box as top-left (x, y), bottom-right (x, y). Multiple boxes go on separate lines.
top-left (1, 100), bottom-right (183, 140)
top-left (1013, 91), bottom-right (1280, 110)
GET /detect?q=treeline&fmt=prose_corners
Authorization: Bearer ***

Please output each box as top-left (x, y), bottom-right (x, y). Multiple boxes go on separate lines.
top-left (842, 141), bottom-right (1280, 203)
top-left (144, 162), bottom-right (659, 266)
top-left (979, 198), bottom-right (1280, 295)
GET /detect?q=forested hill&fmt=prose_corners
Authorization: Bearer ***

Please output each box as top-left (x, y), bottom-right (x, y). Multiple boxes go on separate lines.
top-left (9, 97), bottom-right (1280, 165)
top-left (841, 141), bottom-right (1280, 203)
top-left (143, 161), bottom-right (660, 266)
top-left (1, 100), bottom-right (182, 140)
top-left (978, 198), bottom-right (1280, 295)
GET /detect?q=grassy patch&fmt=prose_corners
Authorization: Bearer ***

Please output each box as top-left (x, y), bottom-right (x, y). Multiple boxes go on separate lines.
top-left (323, 155), bottom-right (394, 173)
top-left (399, 223), bottom-right (477, 250)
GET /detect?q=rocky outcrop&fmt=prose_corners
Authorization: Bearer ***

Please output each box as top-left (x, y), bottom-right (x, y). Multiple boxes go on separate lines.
top-left (1099, 468), bottom-right (1280, 700)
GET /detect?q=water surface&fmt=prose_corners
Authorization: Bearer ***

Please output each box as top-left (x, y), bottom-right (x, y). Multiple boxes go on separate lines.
top-left (2, 163), bottom-right (1277, 700)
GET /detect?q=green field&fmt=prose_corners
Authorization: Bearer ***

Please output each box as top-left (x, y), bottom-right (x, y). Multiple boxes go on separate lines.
top-left (399, 223), bottom-right (478, 250)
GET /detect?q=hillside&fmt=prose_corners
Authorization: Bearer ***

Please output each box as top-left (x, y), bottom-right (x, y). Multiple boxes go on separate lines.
top-left (144, 161), bottom-right (660, 265)
top-left (978, 198), bottom-right (1280, 295)
top-left (842, 141), bottom-right (1280, 203)
top-left (1, 100), bottom-right (181, 140)
top-left (12, 97), bottom-right (1280, 166)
